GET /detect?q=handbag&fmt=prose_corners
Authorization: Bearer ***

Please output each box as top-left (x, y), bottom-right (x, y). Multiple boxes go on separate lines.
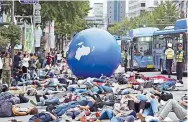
top-left (160, 92), bottom-right (173, 101)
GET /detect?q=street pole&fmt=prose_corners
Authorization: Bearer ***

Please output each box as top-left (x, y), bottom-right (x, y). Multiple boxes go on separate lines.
top-left (33, 3), bottom-right (36, 53)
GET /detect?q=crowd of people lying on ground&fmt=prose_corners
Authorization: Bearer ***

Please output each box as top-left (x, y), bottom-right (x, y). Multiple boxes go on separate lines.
top-left (0, 51), bottom-right (187, 122)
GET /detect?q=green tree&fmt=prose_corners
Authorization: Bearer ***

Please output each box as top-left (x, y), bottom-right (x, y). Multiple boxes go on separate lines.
top-left (0, 25), bottom-right (21, 55)
top-left (2, 1), bottom-right (90, 34)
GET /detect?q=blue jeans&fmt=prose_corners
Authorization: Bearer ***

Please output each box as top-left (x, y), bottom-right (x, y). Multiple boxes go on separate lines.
top-left (37, 97), bottom-right (59, 106)
top-left (66, 111), bottom-right (81, 118)
top-left (74, 89), bottom-right (88, 93)
top-left (55, 101), bottom-right (81, 116)
top-left (111, 115), bottom-right (135, 122)
top-left (121, 89), bottom-right (130, 95)
top-left (158, 80), bottom-right (176, 91)
top-left (91, 86), bottom-right (100, 93)
top-left (136, 94), bottom-right (147, 101)
top-left (15, 76), bottom-right (25, 82)
top-left (142, 99), bottom-right (158, 117)
top-left (98, 86), bottom-right (113, 93)
top-left (99, 109), bottom-right (113, 120)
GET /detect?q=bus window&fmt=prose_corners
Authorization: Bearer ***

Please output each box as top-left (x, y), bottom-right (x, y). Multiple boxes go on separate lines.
top-left (133, 36), bottom-right (152, 56)
top-left (153, 35), bottom-right (165, 49)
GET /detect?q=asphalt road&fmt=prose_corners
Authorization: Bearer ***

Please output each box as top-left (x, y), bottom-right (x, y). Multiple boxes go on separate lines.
top-left (0, 69), bottom-right (187, 122)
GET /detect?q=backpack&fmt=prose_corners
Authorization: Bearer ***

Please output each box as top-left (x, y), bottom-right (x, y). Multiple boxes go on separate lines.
top-left (160, 92), bottom-right (173, 101)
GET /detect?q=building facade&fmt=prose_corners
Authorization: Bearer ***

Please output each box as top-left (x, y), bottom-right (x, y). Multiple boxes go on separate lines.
top-left (85, 3), bottom-right (105, 30)
top-left (107, 0), bottom-right (126, 25)
top-left (128, 0), bottom-right (146, 18)
top-left (128, 0), bottom-right (181, 18)
top-left (93, 3), bottom-right (103, 17)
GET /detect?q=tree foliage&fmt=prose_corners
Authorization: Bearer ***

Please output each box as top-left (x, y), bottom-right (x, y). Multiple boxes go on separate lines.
top-left (2, 1), bottom-right (90, 35)
top-left (0, 25), bottom-right (21, 49)
top-left (108, 1), bottom-right (179, 35)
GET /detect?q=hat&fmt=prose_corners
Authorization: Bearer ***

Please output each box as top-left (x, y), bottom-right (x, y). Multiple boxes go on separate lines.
top-left (178, 43), bottom-right (182, 47)
top-left (167, 43), bottom-right (172, 48)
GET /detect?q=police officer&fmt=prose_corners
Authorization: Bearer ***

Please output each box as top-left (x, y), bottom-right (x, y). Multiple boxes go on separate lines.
top-left (121, 49), bottom-right (128, 73)
top-left (176, 43), bottom-right (185, 84)
top-left (165, 43), bottom-right (174, 78)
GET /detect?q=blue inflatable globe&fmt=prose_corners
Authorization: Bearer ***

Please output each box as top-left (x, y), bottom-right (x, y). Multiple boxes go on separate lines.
top-left (66, 28), bottom-right (121, 78)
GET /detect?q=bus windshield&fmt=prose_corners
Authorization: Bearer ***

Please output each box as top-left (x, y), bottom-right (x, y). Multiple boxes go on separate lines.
top-left (133, 36), bottom-right (152, 56)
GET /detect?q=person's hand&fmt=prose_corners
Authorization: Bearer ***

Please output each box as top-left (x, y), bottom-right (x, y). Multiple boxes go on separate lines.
top-left (116, 113), bottom-right (123, 117)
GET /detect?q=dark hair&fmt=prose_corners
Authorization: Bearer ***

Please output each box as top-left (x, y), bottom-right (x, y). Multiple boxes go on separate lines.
top-left (4, 52), bottom-right (9, 57)
top-left (30, 53), bottom-right (33, 57)
top-left (2, 84), bottom-right (8, 92)
top-left (18, 52), bottom-right (21, 55)
top-left (30, 107), bottom-right (38, 115)
top-left (10, 119), bottom-right (17, 122)
top-left (23, 54), bottom-right (26, 57)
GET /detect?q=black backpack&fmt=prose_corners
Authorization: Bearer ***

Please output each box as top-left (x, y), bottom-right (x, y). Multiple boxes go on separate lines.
top-left (160, 92), bottom-right (173, 101)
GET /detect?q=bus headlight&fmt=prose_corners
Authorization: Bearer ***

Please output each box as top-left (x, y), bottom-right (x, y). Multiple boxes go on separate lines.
top-left (133, 60), bottom-right (138, 66)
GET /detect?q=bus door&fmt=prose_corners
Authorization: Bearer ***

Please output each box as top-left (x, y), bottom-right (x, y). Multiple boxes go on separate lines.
top-left (153, 35), bottom-right (165, 69)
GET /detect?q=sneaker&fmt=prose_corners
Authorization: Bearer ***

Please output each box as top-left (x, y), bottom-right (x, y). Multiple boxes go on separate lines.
top-left (30, 100), bottom-right (37, 106)
top-left (176, 83), bottom-right (183, 87)
top-left (75, 112), bottom-right (85, 121)
top-left (179, 81), bottom-right (184, 84)
top-left (61, 114), bottom-right (72, 121)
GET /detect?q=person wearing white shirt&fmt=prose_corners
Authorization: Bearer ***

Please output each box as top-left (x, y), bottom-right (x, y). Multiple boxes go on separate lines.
top-left (22, 54), bottom-right (30, 74)
top-left (56, 52), bottom-right (62, 64)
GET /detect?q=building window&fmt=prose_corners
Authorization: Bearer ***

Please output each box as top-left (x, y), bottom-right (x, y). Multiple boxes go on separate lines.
top-left (141, 3), bottom-right (145, 7)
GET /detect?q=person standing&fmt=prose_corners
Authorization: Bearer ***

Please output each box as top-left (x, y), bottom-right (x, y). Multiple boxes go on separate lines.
top-left (56, 51), bottom-right (62, 64)
top-left (22, 54), bottom-right (30, 74)
top-left (121, 49), bottom-right (128, 73)
top-left (165, 43), bottom-right (174, 78)
top-left (124, 49), bottom-right (128, 72)
top-left (176, 43), bottom-right (185, 84)
top-left (38, 50), bottom-right (45, 68)
top-left (13, 52), bottom-right (21, 69)
top-left (2, 53), bottom-right (12, 86)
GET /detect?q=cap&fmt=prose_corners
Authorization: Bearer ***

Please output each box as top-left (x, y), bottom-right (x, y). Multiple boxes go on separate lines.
top-left (167, 43), bottom-right (172, 48)
top-left (178, 43), bottom-right (182, 47)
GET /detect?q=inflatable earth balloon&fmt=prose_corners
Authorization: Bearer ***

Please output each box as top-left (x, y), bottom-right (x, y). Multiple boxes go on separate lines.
top-left (66, 28), bottom-right (121, 78)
